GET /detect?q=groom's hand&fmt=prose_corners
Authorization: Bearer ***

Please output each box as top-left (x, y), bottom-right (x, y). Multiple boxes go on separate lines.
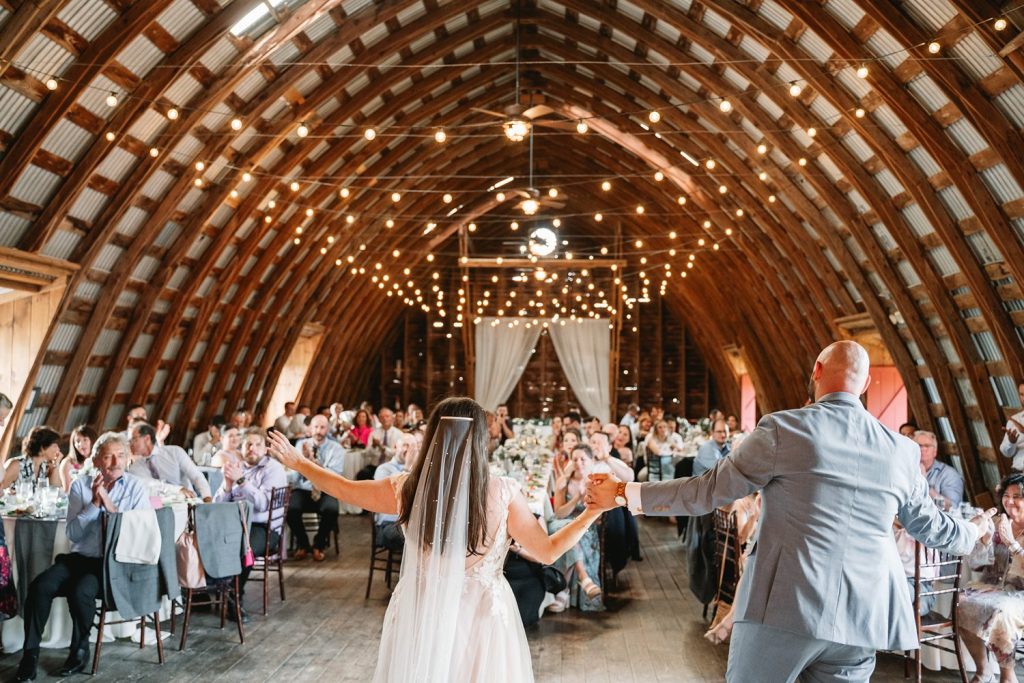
top-left (585, 473), bottom-right (622, 511)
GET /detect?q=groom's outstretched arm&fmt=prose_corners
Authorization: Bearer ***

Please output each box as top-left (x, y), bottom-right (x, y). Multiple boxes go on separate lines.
top-left (589, 415), bottom-right (778, 516)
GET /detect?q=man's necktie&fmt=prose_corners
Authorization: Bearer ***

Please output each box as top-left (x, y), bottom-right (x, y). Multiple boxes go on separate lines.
top-left (147, 456), bottom-right (160, 480)
top-left (311, 445), bottom-right (322, 502)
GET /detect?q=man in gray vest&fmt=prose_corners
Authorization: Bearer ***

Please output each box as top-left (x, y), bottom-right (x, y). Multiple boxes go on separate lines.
top-left (586, 340), bottom-right (995, 682)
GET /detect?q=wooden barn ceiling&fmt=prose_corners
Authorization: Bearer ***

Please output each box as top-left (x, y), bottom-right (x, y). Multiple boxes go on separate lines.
top-left (0, 0), bottom-right (1023, 492)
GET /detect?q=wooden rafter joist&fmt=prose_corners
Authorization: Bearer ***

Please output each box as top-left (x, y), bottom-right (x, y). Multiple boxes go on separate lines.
top-left (460, 258), bottom-right (626, 269)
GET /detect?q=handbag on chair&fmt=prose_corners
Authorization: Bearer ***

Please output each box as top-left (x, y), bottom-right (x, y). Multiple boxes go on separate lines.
top-left (239, 503), bottom-right (254, 569)
top-left (0, 540), bottom-right (17, 619)
top-left (176, 528), bottom-right (206, 589)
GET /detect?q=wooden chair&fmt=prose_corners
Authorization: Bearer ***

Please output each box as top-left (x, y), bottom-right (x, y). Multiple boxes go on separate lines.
top-left (92, 511), bottom-right (167, 674)
top-left (248, 486), bottom-right (291, 615)
top-left (902, 542), bottom-right (968, 683)
top-left (172, 504), bottom-right (245, 650)
top-left (292, 511), bottom-right (340, 556)
top-left (706, 509), bottom-right (741, 623)
top-left (365, 515), bottom-right (403, 598)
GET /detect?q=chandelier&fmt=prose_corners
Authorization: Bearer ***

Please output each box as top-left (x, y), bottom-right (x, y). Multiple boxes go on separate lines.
top-left (503, 117), bottom-right (530, 142)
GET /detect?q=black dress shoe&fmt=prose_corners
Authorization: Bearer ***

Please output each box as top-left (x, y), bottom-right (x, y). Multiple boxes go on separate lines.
top-left (58, 646), bottom-right (90, 676)
top-left (15, 651), bottom-right (38, 682)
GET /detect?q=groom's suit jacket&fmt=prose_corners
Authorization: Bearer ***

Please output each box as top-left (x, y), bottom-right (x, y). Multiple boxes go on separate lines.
top-left (639, 391), bottom-right (978, 650)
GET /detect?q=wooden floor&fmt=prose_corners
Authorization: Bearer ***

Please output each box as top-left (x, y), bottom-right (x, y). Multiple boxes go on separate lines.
top-left (0, 516), bottom-right (987, 681)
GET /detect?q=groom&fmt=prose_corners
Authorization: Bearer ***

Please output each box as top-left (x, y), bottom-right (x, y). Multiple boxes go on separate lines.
top-left (586, 340), bottom-right (995, 682)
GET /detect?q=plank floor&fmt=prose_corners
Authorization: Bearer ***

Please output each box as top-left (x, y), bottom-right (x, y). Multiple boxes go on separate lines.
top-left (0, 516), bottom-right (991, 681)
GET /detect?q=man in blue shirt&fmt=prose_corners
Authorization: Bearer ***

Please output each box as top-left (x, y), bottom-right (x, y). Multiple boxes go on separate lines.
top-left (286, 415), bottom-right (347, 561)
top-left (17, 432), bottom-right (149, 682)
top-left (915, 429), bottom-right (964, 508)
top-left (693, 419), bottom-right (731, 476)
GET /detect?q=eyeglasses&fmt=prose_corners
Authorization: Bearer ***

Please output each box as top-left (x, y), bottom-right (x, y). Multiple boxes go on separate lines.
top-left (1002, 493), bottom-right (1024, 502)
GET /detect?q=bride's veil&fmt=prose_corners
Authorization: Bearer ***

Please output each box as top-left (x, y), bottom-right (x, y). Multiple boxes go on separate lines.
top-left (387, 414), bottom-right (474, 681)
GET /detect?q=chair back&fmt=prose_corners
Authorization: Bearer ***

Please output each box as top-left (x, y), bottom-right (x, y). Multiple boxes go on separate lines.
top-left (913, 541), bottom-right (963, 622)
top-left (267, 486), bottom-right (290, 536)
top-left (100, 507), bottom-right (176, 615)
top-left (710, 508), bottom-right (742, 612)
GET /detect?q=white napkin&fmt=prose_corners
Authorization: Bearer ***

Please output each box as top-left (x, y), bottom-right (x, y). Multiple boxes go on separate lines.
top-left (115, 509), bottom-right (161, 565)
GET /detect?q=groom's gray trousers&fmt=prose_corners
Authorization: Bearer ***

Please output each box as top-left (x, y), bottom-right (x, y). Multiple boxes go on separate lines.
top-left (727, 623), bottom-right (876, 683)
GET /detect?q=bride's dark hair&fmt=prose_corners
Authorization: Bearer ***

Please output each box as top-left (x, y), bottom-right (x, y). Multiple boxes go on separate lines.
top-left (398, 396), bottom-right (490, 556)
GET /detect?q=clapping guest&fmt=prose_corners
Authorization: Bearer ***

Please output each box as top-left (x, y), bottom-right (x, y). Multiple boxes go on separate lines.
top-left (3, 426), bottom-right (62, 490)
top-left (210, 425), bottom-right (242, 468)
top-left (214, 428), bottom-right (287, 622)
top-left (404, 403), bottom-right (423, 429)
top-left (548, 445), bottom-right (605, 611)
top-left (372, 434), bottom-right (419, 552)
top-left (552, 428), bottom-right (581, 482)
top-left (59, 425), bottom-right (97, 492)
top-left (642, 419), bottom-right (684, 480)
top-left (619, 403), bottom-right (639, 428)
top-left (343, 409), bottom-right (373, 448)
top-left (1000, 381), bottom-right (1024, 472)
top-left (16, 432), bottom-right (149, 681)
top-left (230, 409), bottom-right (250, 430)
top-left (286, 414), bottom-right (346, 561)
top-left (495, 405), bottom-right (515, 445)
top-left (273, 402), bottom-right (297, 435)
top-left (563, 411), bottom-right (582, 432)
top-left (127, 422), bottom-right (212, 501)
top-left (369, 408), bottom-right (403, 465)
top-left (636, 413), bottom-right (653, 443)
top-left (192, 415), bottom-right (225, 466)
top-left (915, 430), bottom-right (963, 508)
top-left (959, 473), bottom-right (1024, 682)
top-left (611, 425), bottom-right (634, 467)
top-left (693, 419), bottom-right (730, 477)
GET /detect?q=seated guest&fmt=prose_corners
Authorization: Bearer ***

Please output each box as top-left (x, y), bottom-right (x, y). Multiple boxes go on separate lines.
top-left (547, 415), bottom-right (563, 452)
top-left (642, 419), bottom-right (684, 480)
top-left (342, 409), bottom-right (373, 448)
top-left (650, 406), bottom-right (665, 424)
top-left (59, 425), bottom-right (97, 492)
top-left (0, 392), bottom-right (12, 437)
top-left (394, 409), bottom-right (406, 431)
top-left (915, 429), bottom-right (963, 508)
top-left (127, 422), bottom-right (212, 501)
top-left (693, 418), bottom-right (730, 477)
top-left (192, 415), bottom-right (225, 465)
top-left (291, 405), bottom-right (312, 440)
top-left (403, 403), bottom-right (423, 429)
top-left (273, 402), bottom-right (298, 435)
top-left (16, 432), bottom-right (149, 681)
top-left (726, 415), bottom-right (740, 434)
top-left (549, 444), bottom-right (605, 611)
top-left (959, 473), bottom-right (1024, 682)
top-left (3, 425), bottom-right (62, 490)
top-left (230, 409), bottom-right (250, 430)
top-left (610, 425), bottom-right (634, 467)
top-left (1000, 381), bottom-right (1024, 471)
top-left (552, 428), bottom-right (581, 481)
top-left (583, 416), bottom-right (602, 438)
top-left (620, 403), bottom-right (639, 428)
top-left (286, 415), bottom-right (346, 561)
top-left (899, 421), bottom-right (919, 438)
top-left (360, 401), bottom-right (381, 429)
top-left (495, 405), bottom-right (515, 445)
top-left (562, 411), bottom-right (582, 432)
top-left (369, 408), bottom-right (403, 465)
top-left (372, 434), bottom-right (418, 552)
top-left (635, 413), bottom-right (653, 443)
top-left (210, 425), bottom-right (242, 468)
top-left (215, 428), bottom-right (287, 621)
top-left (121, 403), bottom-right (147, 440)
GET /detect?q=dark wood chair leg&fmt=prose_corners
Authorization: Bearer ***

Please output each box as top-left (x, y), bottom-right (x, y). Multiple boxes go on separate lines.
top-left (154, 612), bottom-right (165, 664)
top-left (903, 649), bottom-right (910, 678)
top-left (234, 577), bottom-right (245, 644)
top-left (366, 550), bottom-right (375, 599)
top-left (915, 646), bottom-right (922, 683)
top-left (139, 616), bottom-right (146, 649)
top-left (179, 590), bottom-right (193, 651)
top-left (92, 608), bottom-right (106, 675)
top-left (169, 599), bottom-right (176, 636)
top-left (278, 556), bottom-right (286, 600)
top-left (219, 586), bottom-right (227, 629)
top-left (334, 528), bottom-right (340, 556)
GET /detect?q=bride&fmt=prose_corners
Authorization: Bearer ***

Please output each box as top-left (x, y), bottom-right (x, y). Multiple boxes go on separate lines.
top-left (267, 396), bottom-right (600, 682)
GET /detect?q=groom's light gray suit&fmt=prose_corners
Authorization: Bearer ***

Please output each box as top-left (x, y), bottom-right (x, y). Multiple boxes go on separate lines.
top-left (632, 392), bottom-right (978, 682)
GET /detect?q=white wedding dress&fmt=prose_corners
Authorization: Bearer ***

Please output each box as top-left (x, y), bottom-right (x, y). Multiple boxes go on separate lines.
top-left (373, 474), bottom-right (534, 682)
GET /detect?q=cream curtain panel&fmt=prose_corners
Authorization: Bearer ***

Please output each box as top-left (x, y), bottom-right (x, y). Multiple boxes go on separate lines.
top-left (548, 319), bottom-right (611, 423)
top-left (473, 317), bottom-right (542, 411)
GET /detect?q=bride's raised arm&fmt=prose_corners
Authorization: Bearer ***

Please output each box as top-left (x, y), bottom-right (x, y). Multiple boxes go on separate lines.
top-left (506, 489), bottom-right (600, 565)
top-left (267, 430), bottom-right (398, 515)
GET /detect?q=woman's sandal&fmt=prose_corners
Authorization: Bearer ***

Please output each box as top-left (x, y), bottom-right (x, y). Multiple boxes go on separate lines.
top-left (579, 576), bottom-right (602, 599)
top-left (703, 622), bottom-right (731, 646)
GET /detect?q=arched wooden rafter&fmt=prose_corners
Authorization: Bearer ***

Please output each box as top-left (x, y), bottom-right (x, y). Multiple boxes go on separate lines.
top-left (0, 0), bottom-right (1022, 497)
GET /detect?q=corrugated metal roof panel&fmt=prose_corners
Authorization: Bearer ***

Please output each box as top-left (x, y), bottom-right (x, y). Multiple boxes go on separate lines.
top-left (957, 377), bottom-right (978, 406)
top-left (875, 169), bottom-right (904, 197)
top-left (842, 131), bottom-right (872, 162)
top-left (0, 86), bottom-right (35, 133)
top-left (872, 223), bottom-right (898, 251)
top-left (974, 330), bottom-right (1002, 362)
top-left (78, 366), bottom-right (104, 395)
top-left (979, 165), bottom-right (1024, 204)
top-left (971, 420), bottom-right (993, 449)
top-left (797, 28), bottom-right (832, 65)
top-left (872, 104), bottom-right (910, 138)
top-left (58, 0), bottom-right (117, 41)
top-left (140, 169), bottom-right (176, 199)
top-left (116, 368), bottom-right (138, 395)
top-left (928, 245), bottom-right (959, 276)
top-left (325, 45), bottom-right (354, 70)
top-left (305, 11), bottom-right (338, 43)
top-left (77, 75), bottom-right (120, 119)
top-left (152, 222), bottom-right (182, 249)
top-left (67, 188), bottom-right (107, 223)
top-left (115, 206), bottom-right (150, 239)
top-left (702, 6), bottom-right (731, 38)
top-left (127, 109), bottom-right (167, 144)
top-left (116, 290), bottom-right (138, 308)
top-left (39, 118), bottom-right (93, 161)
top-left (94, 146), bottom-right (137, 184)
top-left (994, 84), bottom-right (1024, 128)
top-left (160, 337), bottom-right (182, 362)
top-left (737, 35), bottom-right (769, 63)
top-left (163, 74), bottom-right (203, 107)
top-left (945, 118), bottom-right (988, 156)
top-left (41, 229), bottom-right (81, 260)
top-left (688, 42), bottom-right (716, 66)
top-left (10, 165), bottom-right (61, 205)
top-left (922, 376), bottom-right (941, 403)
top-left (0, 213), bottom-right (30, 246)
top-left (966, 231), bottom-right (1004, 265)
top-left (905, 75), bottom-right (950, 114)
top-left (902, 0), bottom-right (957, 30)
top-left (157, 0), bottom-right (207, 42)
top-left (200, 35), bottom-right (238, 75)
top-left (824, 0), bottom-right (865, 29)
top-left (758, 0), bottom-right (792, 30)
top-left (93, 244), bottom-right (123, 272)
top-left (116, 35), bottom-right (165, 77)
top-left (215, 244), bottom-right (237, 270)
top-left (35, 364), bottom-right (62, 394)
top-left (19, 35), bottom-right (75, 79)
top-left (834, 67), bottom-right (871, 100)
top-left (951, 32), bottom-right (1003, 80)
top-left (936, 187), bottom-right (973, 221)
top-left (902, 203), bottom-right (934, 237)
top-left (186, 237), bottom-right (209, 261)
top-left (149, 369), bottom-right (168, 395)
top-left (168, 265), bottom-right (190, 291)
top-left (864, 29), bottom-right (907, 69)
top-left (992, 376), bottom-right (1020, 408)
top-left (91, 328), bottom-right (122, 356)
top-left (896, 260), bottom-right (921, 287)
top-left (132, 255), bottom-right (161, 281)
top-left (74, 280), bottom-right (101, 301)
top-left (268, 42), bottom-right (300, 67)
top-left (907, 147), bottom-right (941, 177)
top-left (49, 323), bottom-right (80, 353)
top-left (131, 333), bottom-right (154, 359)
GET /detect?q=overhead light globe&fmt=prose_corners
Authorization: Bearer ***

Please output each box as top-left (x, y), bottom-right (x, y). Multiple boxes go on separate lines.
top-left (503, 118), bottom-right (530, 142)
top-left (522, 198), bottom-right (540, 215)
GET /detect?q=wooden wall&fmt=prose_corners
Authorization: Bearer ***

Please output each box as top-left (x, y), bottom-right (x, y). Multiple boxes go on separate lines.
top-left (263, 324), bottom-right (324, 423)
top-left (369, 306), bottom-right (720, 421)
top-left (0, 287), bottom-right (63, 412)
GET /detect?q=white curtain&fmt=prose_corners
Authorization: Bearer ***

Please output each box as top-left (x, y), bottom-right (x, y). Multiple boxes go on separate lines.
top-left (474, 317), bottom-right (542, 411)
top-left (548, 319), bottom-right (611, 423)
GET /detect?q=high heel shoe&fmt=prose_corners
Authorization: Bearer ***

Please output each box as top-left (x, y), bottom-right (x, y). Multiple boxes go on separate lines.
top-left (579, 577), bottom-right (602, 599)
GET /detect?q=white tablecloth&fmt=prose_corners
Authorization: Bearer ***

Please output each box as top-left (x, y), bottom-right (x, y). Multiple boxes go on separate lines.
top-left (1, 504), bottom-right (188, 650)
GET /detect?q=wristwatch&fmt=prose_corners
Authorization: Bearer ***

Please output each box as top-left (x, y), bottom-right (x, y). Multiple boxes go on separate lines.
top-left (614, 482), bottom-right (628, 507)
top-left (234, 476), bottom-right (246, 487)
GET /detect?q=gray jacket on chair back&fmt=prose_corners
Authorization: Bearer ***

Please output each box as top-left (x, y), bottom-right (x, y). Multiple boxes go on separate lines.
top-left (638, 391), bottom-right (978, 651)
top-left (102, 505), bottom-right (179, 620)
top-left (194, 501), bottom-right (248, 579)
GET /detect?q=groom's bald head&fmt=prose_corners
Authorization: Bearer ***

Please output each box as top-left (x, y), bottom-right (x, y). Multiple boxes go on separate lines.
top-left (812, 341), bottom-right (871, 400)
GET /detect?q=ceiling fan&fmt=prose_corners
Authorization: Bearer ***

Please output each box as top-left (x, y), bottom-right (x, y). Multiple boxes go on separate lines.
top-left (506, 124), bottom-right (567, 215)
top-left (472, 3), bottom-right (578, 140)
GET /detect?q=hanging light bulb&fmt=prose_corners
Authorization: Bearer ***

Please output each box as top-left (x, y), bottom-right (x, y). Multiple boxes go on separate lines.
top-left (654, 171), bottom-right (664, 181)
top-left (807, 127), bottom-right (817, 137)
top-left (548, 188), bottom-right (558, 198)
top-left (759, 171), bottom-right (769, 181)
top-left (45, 78), bottom-right (58, 91)
top-left (855, 107), bottom-right (866, 118)
top-left (434, 128), bottom-right (447, 143)
top-left (648, 110), bottom-right (661, 123)
top-left (242, 171), bottom-right (252, 182)
top-left (601, 180), bottom-right (611, 191)
top-left (594, 212), bottom-right (603, 222)
top-left (386, 219), bottom-right (395, 228)
top-left (442, 193), bottom-right (453, 204)
top-left (927, 41), bottom-right (941, 54)
top-left (105, 131), bottom-right (116, 142)
top-left (757, 143), bottom-right (768, 155)
top-left (297, 122), bottom-right (309, 138)
top-left (149, 147), bottom-right (159, 157)
top-left (391, 192), bottom-right (401, 203)
top-left (290, 181), bottom-right (300, 192)
top-left (503, 118), bottom-right (529, 142)
top-left (166, 108), bottom-right (179, 120)
top-left (576, 120), bottom-right (588, 134)
top-left (339, 187), bottom-right (350, 198)
top-left (231, 118), bottom-right (243, 130)
top-left (994, 18), bottom-right (1008, 31)
top-left (856, 65), bottom-right (869, 79)
top-left (636, 205), bottom-right (645, 214)
top-left (677, 195), bottom-right (686, 205)
top-left (105, 92), bottom-right (118, 107)
top-left (705, 159), bottom-right (716, 170)
top-left (719, 99), bottom-right (732, 113)
top-left (364, 127), bottom-right (377, 140)
top-left (521, 198), bottom-right (539, 215)
top-left (789, 83), bottom-right (802, 97)
top-left (194, 161), bottom-right (205, 171)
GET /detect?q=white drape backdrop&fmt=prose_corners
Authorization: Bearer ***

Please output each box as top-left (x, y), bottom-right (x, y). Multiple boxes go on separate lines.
top-left (548, 319), bottom-right (611, 423)
top-left (473, 317), bottom-right (542, 411)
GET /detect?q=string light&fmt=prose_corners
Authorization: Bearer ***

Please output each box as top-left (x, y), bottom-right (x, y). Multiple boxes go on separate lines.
top-left (391, 192), bottom-right (401, 203)
top-left (149, 147), bottom-right (159, 157)
top-left (594, 213), bottom-right (603, 222)
top-left (45, 78), bottom-right (58, 91)
top-left (576, 120), bottom-right (588, 134)
top-left (105, 92), bottom-right (118, 107)
top-left (994, 18), bottom-right (1007, 31)
top-left (757, 143), bottom-right (768, 155)
top-left (677, 196), bottom-right (686, 205)
top-left (789, 83), bottom-right (802, 97)
top-left (654, 171), bottom-right (664, 181)
top-left (297, 122), bottom-right (309, 137)
top-left (927, 41), bottom-right (941, 54)
top-left (719, 99), bottom-right (732, 113)
top-left (434, 128), bottom-right (447, 143)
top-left (104, 132), bottom-right (115, 142)
top-left (648, 111), bottom-right (661, 123)
top-left (856, 65), bottom-right (869, 79)
top-left (166, 108), bottom-right (179, 120)
top-left (442, 193), bottom-right (453, 204)
top-left (231, 118), bottom-right (243, 130)
top-left (601, 181), bottom-right (611, 191)
top-left (705, 159), bottom-right (716, 170)
top-left (364, 128), bottom-right (377, 140)
top-left (855, 108), bottom-right (866, 118)
top-left (195, 161), bottom-right (205, 171)
top-left (290, 181), bottom-right (300, 191)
